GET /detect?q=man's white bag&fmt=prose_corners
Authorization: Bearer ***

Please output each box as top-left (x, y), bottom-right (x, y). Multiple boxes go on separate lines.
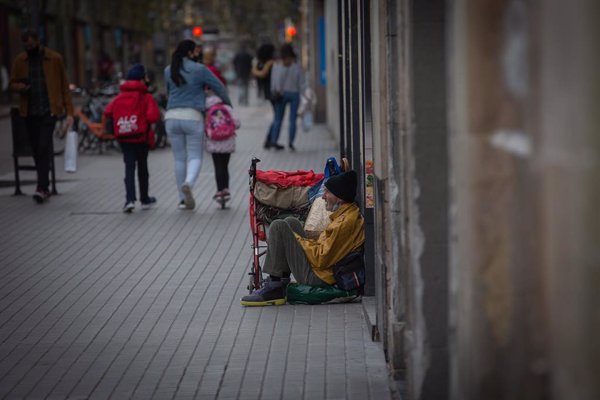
top-left (64, 130), bottom-right (78, 172)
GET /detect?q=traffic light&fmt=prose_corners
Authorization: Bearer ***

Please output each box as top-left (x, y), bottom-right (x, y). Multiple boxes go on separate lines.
top-left (285, 25), bottom-right (297, 42)
top-left (192, 26), bottom-right (203, 38)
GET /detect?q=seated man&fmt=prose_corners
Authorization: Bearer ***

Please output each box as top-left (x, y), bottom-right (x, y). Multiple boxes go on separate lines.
top-left (241, 170), bottom-right (365, 306)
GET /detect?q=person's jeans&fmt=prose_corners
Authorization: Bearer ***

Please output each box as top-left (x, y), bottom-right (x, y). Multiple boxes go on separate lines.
top-left (165, 119), bottom-right (204, 201)
top-left (25, 113), bottom-right (56, 192)
top-left (120, 142), bottom-right (150, 203)
top-left (262, 217), bottom-right (328, 286)
top-left (270, 91), bottom-right (300, 147)
top-left (238, 79), bottom-right (250, 105)
top-left (265, 99), bottom-right (277, 146)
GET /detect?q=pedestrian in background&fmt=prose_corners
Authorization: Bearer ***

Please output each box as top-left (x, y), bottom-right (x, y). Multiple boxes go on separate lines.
top-left (269, 44), bottom-right (304, 152)
top-left (164, 39), bottom-right (231, 210)
top-left (9, 29), bottom-right (74, 203)
top-left (104, 64), bottom-right (160, 213)
top-left (97, 51), bottom-right (114, 84)
top-left (252, 43), bottom-right (283, 150)
top-left (0, 64), bottom-right (9, 104)
top-left (233, 45), bottom-right (253, 106)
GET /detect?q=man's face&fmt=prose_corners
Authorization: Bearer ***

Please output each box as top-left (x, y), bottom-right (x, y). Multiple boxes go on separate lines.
top-left (23, 37), bottom-right (40, 53)
top-left (323, 187), bottom-right (342, 212)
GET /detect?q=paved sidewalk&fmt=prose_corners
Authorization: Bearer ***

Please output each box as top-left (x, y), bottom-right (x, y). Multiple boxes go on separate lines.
top-left (0, 97), bottom-right (394, 399)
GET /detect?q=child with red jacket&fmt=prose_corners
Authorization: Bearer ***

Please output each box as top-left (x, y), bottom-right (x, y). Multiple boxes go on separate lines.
top-left (104, 64), bottom-right (160, 213)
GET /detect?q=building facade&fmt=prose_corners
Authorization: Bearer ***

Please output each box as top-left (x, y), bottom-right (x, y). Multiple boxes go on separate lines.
top-left (310, 1), bottom-right (600, 399)
top-left (0, 0), bottom-right (179, 92)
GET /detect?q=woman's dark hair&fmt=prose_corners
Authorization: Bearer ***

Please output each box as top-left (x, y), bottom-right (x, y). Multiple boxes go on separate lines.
top-left (280, 43), bottom-right (296, 60)
top-left (170, 40), bottom-right (197, 87)
top-left (256, 43), bottom-right (275, 63)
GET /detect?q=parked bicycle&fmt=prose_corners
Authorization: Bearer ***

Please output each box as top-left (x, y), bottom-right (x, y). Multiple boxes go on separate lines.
top-left (74, 83), bottom-right (119, 154)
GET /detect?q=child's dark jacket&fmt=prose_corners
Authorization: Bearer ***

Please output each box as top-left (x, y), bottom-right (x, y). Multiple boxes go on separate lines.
top-left (104, 80), bottom-right (160, 146)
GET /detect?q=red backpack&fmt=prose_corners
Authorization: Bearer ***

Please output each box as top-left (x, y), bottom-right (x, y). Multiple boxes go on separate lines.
top-left (205, 103), bottom-right (236, 141)
top-left (111, 94), bottom-right (148, 139)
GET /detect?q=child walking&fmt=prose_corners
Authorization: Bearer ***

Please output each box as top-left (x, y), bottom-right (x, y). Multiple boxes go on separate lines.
top-left (104, 64), bottom-right (160, 213)
top-left (204, 93), bottom-right (240, 205)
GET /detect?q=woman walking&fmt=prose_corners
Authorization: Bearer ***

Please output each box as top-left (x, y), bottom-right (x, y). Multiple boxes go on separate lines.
top-left (164, 40), bottom-right (231, 210)
top-left (269, 44), bottom-right (304, 151)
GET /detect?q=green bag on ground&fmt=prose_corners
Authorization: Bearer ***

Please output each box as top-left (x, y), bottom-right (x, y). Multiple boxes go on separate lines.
top-left (286, 283), bottom-right (361, 305)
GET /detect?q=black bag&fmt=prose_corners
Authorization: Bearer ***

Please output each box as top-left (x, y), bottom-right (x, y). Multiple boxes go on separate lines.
top-left (332, 251), bottom-right (365, 291)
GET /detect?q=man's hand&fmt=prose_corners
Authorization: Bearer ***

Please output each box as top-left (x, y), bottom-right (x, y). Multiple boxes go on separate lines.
top-left (12, 82), bottom-right (30, 93)
top-left (65, 115), bottom-right (74, 130)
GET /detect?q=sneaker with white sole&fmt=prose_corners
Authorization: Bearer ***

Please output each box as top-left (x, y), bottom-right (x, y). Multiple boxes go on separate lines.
top-left (178, 200), bottom-right (186, 209)
top-left (33, 188), bottom-right (50, 204)
top-left (181, 183), bottom-right (195, 210)
top-left (141, 197), bottom-right (157, 209)
top-left (123, 202), bottom-right (135, 213)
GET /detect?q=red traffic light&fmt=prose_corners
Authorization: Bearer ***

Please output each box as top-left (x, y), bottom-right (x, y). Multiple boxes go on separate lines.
top-left (192, 26), bottom-right (203, 38)
top-left (286, 25), bottom-right (297, 37)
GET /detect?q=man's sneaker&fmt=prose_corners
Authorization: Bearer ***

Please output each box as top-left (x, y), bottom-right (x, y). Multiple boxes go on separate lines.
top-left (123, 202), bottom-right (135, 213)
top-left (178, 200), bottom-right (186, 210)
top-left (240, 278), bottom-right (287, 306)
top-left (141, 197), bottom-right (157, 209)
top-left (181, 183), bottom-right (195, 210)
top-left (33, 189), bottom-right (50, 204)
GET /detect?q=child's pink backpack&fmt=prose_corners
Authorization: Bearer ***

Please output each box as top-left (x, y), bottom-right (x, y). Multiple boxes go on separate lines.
top-left (205, 103), bottom-right (236, 141)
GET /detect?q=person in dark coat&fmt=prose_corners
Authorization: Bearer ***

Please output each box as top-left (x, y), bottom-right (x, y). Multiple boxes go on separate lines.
top-left (233, 45), bottom-right (253, 106)
top-left (252, 43), bottom-right (283, 150)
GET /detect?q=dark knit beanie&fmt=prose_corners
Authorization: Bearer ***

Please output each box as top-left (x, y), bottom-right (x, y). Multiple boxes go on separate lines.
top-left (127, 63), bottom-right (146, 81)
top-left (324, 170), bottom-right (357, 203)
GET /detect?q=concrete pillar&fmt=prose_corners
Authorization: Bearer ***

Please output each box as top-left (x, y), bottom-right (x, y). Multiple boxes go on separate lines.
top-left (370, 0), bottom-right (450, 397)
top-left (538, 1), bottom-right (600, 399)
top-left (449, 0), bottom-right (600, 398)
top-left (448, 0), bottom-right (548, 398)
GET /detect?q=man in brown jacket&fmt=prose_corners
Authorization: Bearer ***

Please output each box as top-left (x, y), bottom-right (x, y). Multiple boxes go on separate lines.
top-left (9, 29), bottom-right (73, 203)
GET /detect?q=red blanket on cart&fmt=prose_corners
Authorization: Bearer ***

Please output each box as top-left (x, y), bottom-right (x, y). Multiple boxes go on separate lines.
top-left (256, 170), bottom-right (323, 188)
